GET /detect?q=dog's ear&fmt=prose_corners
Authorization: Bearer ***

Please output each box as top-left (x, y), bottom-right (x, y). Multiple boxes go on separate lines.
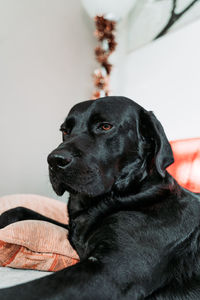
top-left (138, 110), bottom-right (174, 177)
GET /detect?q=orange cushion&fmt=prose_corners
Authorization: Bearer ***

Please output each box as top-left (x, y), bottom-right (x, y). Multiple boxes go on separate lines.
top-left (0, 195), bottom-right (79, 272)
top-left (168, 138), bottom-right (200, 193)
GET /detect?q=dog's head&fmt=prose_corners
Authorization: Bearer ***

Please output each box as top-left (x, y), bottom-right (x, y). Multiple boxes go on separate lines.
top-left (47, 97), bottom-right (174, 197)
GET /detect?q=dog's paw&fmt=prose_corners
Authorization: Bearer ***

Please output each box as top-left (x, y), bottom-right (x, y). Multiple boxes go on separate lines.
top-left (88, 256), bottom-right (98, 262)
top-left (0, 211), bottom-right (11, 229)
top-left (0, 208), bottom-right (23, 229)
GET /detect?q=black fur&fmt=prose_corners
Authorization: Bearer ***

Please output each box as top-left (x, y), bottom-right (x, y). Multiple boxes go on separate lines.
top-left (0, 96), bottom-right (200, 299)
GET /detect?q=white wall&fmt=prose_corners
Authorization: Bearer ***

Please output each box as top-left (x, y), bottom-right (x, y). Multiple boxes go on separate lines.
top-left (0, 0), bottom-right (96, 198)
top-left (112, 19), bottom-right (200, 141)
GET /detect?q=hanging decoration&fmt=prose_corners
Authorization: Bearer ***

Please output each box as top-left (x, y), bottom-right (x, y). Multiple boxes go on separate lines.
top-left (92, 15), bottom-right (117, 99)
top-left (80, 0), bottom-right (137, 99)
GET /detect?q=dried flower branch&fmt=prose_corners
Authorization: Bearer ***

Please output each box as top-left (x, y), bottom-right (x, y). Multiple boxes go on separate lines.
top-left (92, 15), bottom-right (117, 99)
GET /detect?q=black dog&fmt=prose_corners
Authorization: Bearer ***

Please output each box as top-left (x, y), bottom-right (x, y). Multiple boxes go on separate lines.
top-left (0, 96), bottom-right (200, 299)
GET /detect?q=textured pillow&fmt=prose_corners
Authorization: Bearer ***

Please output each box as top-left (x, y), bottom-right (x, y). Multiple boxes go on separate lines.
top-left (0, 194), bottom-right (79, 271)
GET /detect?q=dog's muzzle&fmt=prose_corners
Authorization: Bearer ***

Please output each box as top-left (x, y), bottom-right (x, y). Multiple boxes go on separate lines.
top-left (47, 150), bottom-right (73, 171)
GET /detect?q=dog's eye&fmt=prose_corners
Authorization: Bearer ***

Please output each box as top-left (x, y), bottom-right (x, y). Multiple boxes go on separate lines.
top-left (99, 123), bottom-right (113, 131)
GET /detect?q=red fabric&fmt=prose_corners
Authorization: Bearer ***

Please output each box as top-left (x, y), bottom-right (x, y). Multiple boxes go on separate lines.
top-left (168, 138), bottom-right (200, 193)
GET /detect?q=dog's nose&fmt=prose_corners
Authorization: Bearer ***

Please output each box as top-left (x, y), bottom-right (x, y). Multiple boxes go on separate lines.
top-left (47, 152), bottom-right (72, 169)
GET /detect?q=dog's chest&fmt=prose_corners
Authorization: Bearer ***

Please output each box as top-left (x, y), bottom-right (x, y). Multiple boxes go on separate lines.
top-left (68, 215), bottom-right (94, 259)
top-left (67, 196), bottom-right (103, 259)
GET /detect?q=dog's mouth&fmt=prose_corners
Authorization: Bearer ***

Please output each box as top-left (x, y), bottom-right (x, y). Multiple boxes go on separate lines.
top-left (49, 167), bottom-right (78, 195)
top-left (48, 165), bottom-right (111, 197)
